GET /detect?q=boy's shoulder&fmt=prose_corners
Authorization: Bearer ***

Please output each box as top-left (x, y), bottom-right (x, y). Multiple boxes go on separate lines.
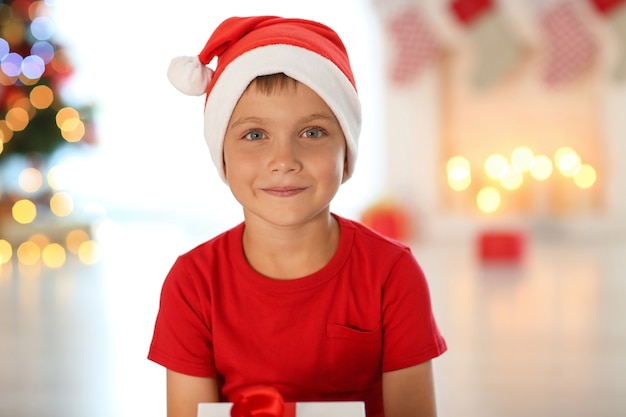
top-left (335, 214), bottom-right (411, 253)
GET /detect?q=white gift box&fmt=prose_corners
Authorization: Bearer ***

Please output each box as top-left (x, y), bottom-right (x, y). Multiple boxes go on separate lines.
top-left (197, 401), bottom-right (366, 417)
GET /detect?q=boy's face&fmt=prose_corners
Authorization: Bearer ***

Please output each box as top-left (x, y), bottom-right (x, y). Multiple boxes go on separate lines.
top-left (223, 80), bottom-right (347, 227)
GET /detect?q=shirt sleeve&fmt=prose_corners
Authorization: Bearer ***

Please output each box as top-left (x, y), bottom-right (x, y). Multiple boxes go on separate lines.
top-left (381, 248), bottom-right (447, 372)
top-left (147, 256), bottom-right (217, 377)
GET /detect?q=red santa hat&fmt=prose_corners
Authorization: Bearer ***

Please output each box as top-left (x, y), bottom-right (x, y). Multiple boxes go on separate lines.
top-left (167, 16), bottom-right (362, 182)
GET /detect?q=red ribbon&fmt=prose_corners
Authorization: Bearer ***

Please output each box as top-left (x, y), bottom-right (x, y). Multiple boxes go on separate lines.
top-left (230, 386), bottom-right (295, 417)
top-left (450, 0), bottom-right (494, 25)
top-left (589, 0), bottom-right (626, 15)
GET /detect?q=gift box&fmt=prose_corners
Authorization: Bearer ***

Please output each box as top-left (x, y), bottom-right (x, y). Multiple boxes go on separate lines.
top-left (477, 230), bottom-right (525, 262)
top-left (198, 402), bottom-right (366, 417)
top-left (197, 386), bottom-right (365, 417)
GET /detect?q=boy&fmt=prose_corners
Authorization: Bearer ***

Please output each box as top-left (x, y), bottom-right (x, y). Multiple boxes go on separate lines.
top-left (148, 16), bottom-right (447, 417)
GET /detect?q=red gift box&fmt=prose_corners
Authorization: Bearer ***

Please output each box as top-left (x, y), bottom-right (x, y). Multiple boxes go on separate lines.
top-left (477, 230), bottom-right (525, 262)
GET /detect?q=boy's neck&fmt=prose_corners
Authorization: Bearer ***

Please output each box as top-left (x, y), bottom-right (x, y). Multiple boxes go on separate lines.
top-left (241, 212), bottom-right (340, 280)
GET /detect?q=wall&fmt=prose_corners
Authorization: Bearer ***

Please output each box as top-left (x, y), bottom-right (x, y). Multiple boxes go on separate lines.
top-left (375, 0), bottom-right (626, 240)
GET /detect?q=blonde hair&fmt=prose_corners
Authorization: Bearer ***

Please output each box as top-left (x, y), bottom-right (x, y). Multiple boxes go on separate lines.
top-left (247, 73), bottom-right (298, 94)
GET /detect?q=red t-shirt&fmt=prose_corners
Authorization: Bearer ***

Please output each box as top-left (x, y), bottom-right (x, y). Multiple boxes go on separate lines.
top-left (148, 215), bottom-right (446, 417)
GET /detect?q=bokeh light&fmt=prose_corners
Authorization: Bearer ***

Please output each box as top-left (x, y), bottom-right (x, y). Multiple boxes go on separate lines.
top-left (511, 146), bottom-right (534, 172)
top-left (555, 147), bottom-right (581, 177)
top-left (21, 54), bottom-right (45, 79)
top-left (573, 164), bottom-right (597, 189)
top-left (61, 118), bottom-right (85, 142)
top-left (0, 38), bottom-right (9, 60)
top-left (5, 107), bottom-right (30, 131)
top-left (484, 154), bottom-right (509, 179)
top-left (0, 239), bottom-right (12, 264)
top-left (31, 40), bottom-right (55, 63)
top-left (12, 199), bottom-right (37, 224)
top-left (1, 52), bottom-right (23, 77)
top-left (17, 241), bottom-right (41, 265)
top-left (55, 106), bottom-right (80, 128)
top-left (30, 16), bottom-right (55, 41)
top-left (50, 191), bottom-right (74, 217)
top-left (55, 107), bottom-right (84, 142)
top-left (530, 154), bottom-right (553, 180)
top-left (14, 97), bottom-right (34, 116)
top-left (0, 120), bottom-right (13, 143)
top-left (446, 155), bottom-right (471, 191)
top-left (499, 166), bottom-right (524, 190)
top-left (78, 240), bottom-right (102, 265)
top-left (29, 233), bottom-right (50, 249)
top-left (47, 164), bottom-right (71, 190)
top-left (42, 243), bottom-right (66, 268)
top-left (30, 85), bottom-right (54, 109)
top-left (66, 229), bottom-right (90, 254)
top-left (477, 186), bottom-right (501, 214)
top-left (19, 167), bottom-right (43, 193)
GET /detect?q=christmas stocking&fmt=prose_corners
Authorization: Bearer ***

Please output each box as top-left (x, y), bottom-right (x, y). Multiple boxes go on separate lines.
top-left (373, 0), bottom-right (442, 86)
top-left (388, 8), bottom-right (440, 84)
top-left (591, 0), bottom-right (626, 81)
top-left (538, 0), bottom-right (597, 87)
top-left (450, 0), bottom-right (526, 89)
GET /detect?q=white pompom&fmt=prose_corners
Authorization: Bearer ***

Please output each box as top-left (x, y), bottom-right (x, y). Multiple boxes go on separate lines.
top-left (167, 56), bottom-right (214, 96)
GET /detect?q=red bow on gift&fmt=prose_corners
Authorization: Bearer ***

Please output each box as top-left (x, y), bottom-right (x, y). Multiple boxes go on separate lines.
top-left (230, 386), bottom-right (296, 417)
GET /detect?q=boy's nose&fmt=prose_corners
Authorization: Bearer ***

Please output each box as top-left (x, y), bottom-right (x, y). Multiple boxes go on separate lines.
top-left (268, 138), bottom-right (302, 174)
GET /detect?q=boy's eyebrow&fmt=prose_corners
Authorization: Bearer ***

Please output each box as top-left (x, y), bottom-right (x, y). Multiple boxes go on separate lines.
top-left (229, 117), bottom-right (264, 129)
top-left (301, 113), bottom-right (337, 124)
top-left (229, 113), bottom-right (337, 129)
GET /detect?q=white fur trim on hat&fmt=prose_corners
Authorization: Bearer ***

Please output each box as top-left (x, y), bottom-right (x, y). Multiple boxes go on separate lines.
top-left (167, 56), bottom-right (214, 96)
top-left (204, 44), bottom-right (361, 183)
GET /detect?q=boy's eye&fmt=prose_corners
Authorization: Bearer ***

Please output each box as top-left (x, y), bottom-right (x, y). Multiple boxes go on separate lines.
top-left (244, 130), bottom-right (265, 141)
top-left (302, 128), bottom-right (324, 139)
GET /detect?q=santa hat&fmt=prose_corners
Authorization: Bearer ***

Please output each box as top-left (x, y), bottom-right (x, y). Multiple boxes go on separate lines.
top-left (167, 16), bottom-right (362, 182)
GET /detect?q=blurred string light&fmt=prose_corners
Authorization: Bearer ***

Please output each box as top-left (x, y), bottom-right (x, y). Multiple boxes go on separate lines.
top-left (529, 154), bottom-right (553, 180)
top-left (573, 164), bottom-right (597, 189)
top-left (19, 167), bottom-right (43, 192)
top-left (12, 198), bottom-right (37, 224)
top-left (511, 146), bottom-right (534, 172)
top-left (554, 146), bottom-right (582, 177)
top-left (47, 163), bottom-right (72, 189)
top-left (17, 240), bottom-right (40, 265)
top-left (0, 1), bottom-right (90, 157)
top-left (55, 106), bottom-right (84, 142)
top-left (0, 239), bottom-right (12, 264)
top-left (477, 186), bottom-right (501, 214)
top-left (50, 190), bottom-right (73, 216)
top-left (42, 242), bottom-right (65, 268)
top-left (446, 156), bottom-right (471, 191)
top-left (30, 84), bottom-right (53, 108)
top-left (499, 166), bottom-right (523, 190)
top-left (484, 153), bottom-right (509, 180)
top-left (0, 159), bottom-right (103, 268)
top-left (1, 229), bottom-right (102, 268)
top-left (30, 16), bottom-right (54, 41)
top-left (446, 144), bottom-right (597, 214)
top-left (0, 1), bottom-right (102, 270)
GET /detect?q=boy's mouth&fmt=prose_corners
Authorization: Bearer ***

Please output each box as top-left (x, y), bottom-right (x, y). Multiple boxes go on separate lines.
top-left (261, 186), bottom-right (307, 197)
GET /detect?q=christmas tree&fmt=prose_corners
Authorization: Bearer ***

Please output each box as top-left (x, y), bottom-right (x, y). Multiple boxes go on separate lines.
top-left (0, 0), bottom-right (100, 268)
top-left (0, 0), bottom-right (95, 160)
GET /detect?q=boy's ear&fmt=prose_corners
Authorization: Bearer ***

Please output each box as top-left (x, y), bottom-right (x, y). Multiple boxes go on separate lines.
top-left (341, 154), bottom-right (349, 183)
top-left (222, 151), bottom-right (228, 181)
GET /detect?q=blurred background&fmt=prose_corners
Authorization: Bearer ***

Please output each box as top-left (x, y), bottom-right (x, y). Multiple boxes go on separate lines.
top-left (1, 0), bottom-right (625, 416)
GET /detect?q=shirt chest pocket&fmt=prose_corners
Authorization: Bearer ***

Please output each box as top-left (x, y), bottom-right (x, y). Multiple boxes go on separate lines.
top-left (323, 323), bottom-right (382, 390)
